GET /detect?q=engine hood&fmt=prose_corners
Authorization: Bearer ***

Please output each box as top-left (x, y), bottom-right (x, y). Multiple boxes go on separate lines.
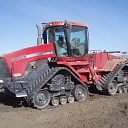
top-left (0, 43), bottom-right (56, 77)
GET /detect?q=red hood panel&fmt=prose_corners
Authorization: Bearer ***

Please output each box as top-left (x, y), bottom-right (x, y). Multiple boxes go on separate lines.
top-left (0, 43), bottom-right (56, 77)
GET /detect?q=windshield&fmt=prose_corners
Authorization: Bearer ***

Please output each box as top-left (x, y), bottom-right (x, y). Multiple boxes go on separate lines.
top-left (46, 26), bottom-right (68, 57)
top-left (46, 26), bottom-right (88, 57)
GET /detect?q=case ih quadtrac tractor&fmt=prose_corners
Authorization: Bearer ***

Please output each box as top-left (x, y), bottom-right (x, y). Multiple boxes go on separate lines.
top-left (0, 21), bottom-right (128, 109)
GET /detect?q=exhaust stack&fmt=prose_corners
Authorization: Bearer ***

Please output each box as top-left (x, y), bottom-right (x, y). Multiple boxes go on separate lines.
top-left (36, 24), bottom-right (42, 45)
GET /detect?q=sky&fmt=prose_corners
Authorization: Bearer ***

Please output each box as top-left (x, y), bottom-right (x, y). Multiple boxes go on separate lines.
top-left (0, 0), bottom-right (128, 55)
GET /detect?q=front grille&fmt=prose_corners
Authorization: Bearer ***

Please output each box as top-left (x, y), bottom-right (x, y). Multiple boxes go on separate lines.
top-left (0, 58), bottom-right (11, 78)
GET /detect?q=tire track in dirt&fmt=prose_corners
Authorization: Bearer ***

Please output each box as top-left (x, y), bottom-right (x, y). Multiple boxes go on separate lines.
top-left (0, 92), bottom-right (128, 128)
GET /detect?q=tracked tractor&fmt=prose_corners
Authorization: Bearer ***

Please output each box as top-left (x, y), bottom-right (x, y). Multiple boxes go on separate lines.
top-left (0, 21), bottom-right (128, 109)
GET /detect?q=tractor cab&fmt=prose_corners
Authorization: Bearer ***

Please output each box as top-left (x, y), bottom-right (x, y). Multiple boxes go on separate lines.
top-left (43, 21), bottom-right (89, 60)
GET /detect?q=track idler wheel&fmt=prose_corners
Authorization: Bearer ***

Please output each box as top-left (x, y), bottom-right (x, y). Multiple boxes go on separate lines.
top-left (72, 84), bottom-right (88, 101)
top-left (122, 86), bottom-right (128, 93)
top-left (59, 96), bottom-right (67, 105)
top-left (107, 80), bottom-right (118, 95)
top-left (50, 97), bottom-right (59, 106)
top-left (67, 95), bottom-right (74, 103)
top-left (33, 90), bottom-right (50, 109)
top-left (118, 86), bottom-right (123, 94)
top-left (118, 86), bottom-right (128, 93)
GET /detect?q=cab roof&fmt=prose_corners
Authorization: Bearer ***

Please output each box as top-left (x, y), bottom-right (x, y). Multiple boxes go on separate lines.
top-left (44, 21), bottom-right (88, 29)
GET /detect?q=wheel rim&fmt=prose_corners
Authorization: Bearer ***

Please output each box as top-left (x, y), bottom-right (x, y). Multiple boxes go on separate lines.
top-left (51, 97), bottom-right (59, 106)
top-left (52, 74), bottom-right (65, 86)
top-left (35, 90), bottom-right (50, 109)
top-left (68, 95), bottom-right (74, 103)
top-left (59, 96), bottom-right (67, 105)
top-left (73, 85), bottom-right (88, 101)
top-left (108, 81), bottom-right (117, 95)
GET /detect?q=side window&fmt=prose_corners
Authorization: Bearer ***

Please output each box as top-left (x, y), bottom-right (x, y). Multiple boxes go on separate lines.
top-left (70, 27), bottom-right (86, 57)
top-left (46, 28), bottom-right (55, 43)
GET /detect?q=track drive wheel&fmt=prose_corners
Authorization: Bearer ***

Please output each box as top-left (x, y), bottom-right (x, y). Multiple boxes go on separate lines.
top-left (59, 96), bottom-right (67, 105)
top-left (107, 80), bottom-right (118, 95)
top-left (67, 95), bottom-right (74, 103)
top-left (72, 84), bottom-right (88, 101)
top-left (50, 97), bottom-right (59, 106)
top-left (32, 90), bottom-right (50, 110)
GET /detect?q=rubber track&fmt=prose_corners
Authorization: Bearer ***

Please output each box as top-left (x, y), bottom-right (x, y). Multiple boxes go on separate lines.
top-left (26, 67), bottom-right (88, 109)
top-left (98, 61), bottom-right (128, 91)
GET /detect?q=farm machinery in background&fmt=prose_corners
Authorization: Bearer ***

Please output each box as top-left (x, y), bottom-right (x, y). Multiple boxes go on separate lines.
top-left (0, 21), bottom-right (128, 109)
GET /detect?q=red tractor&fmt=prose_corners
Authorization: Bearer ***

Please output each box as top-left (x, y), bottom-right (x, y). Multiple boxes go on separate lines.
top-left (0, 21), bottom-right (128, 109)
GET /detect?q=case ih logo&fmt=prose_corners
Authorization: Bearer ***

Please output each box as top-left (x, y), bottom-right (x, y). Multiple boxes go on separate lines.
top-left (11, 51), bottom-right (54, 62)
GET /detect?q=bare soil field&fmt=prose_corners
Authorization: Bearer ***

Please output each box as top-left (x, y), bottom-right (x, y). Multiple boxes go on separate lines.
top-left (0, 91), bottom-right (128, 128)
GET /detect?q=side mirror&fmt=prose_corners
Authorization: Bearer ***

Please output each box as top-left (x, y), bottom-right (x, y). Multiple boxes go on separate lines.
top-left (64, 21), bottom-right (72, 30)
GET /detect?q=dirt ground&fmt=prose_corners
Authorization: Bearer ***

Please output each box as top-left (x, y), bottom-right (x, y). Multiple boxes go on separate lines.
top-left (0, 91), bottom-right (128, 128)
